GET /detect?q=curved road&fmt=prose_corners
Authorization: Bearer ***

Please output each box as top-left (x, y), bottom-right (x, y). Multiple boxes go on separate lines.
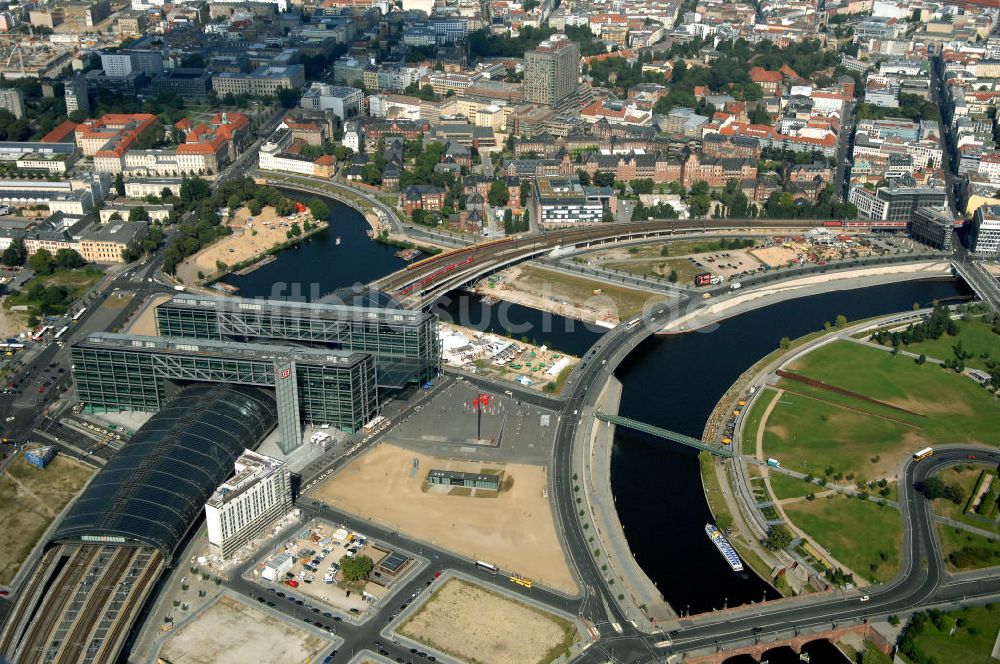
top-left (551, 300), bottom-right (1000, 661)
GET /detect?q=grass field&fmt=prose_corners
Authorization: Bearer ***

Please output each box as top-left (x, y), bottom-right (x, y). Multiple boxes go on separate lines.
top-left (0, 455), bottom-right (94, 585)
top-left (761, 391), bottom-right (916, 482)
top-left (769, 473), bottom-right (818, 501)
top-left (763, 341), bottom-right (1000, 481)
top-left (890, 317), bottom-right (1000, 371)
top-left (783, 494), bottom-right (902, 583)
top-left (936, 524), bottom-right (1000, 572)
top-left (901, 604), bottom-right (999, 664)
top-left (741, 388), bottom-right (777, 454)
top-left (4, 267), bottom-right (103, 317)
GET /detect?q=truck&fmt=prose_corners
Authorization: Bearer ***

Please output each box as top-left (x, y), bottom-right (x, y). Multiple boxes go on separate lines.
top-left (730, 282), bottom-right (742, 290)
top-left (766, 458), bottom-right (781, 468)
top-left (695, 273), bottom-right (713, 287)
top-left (173, 285), bottom-right (186, 292)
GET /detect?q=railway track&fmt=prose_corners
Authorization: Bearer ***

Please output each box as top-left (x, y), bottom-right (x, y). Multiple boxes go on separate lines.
top-left (377, 218), bottom-right (835, 299)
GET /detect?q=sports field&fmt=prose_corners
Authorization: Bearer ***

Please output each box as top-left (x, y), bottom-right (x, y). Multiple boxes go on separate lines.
top-left (762, 340), bottom-right (1000, 482)
top-left (783, 494), bottom-right (902, 583)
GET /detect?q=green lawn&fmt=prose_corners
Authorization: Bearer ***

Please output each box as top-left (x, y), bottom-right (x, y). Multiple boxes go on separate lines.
top-left (900, 604), bottom-right (1000, 664)
top-left (936, 524), bottom-right (1000, 572)
top-left (783, 494), bottom-right (902, 583)
top-left (892, 317), bottom-right (1000, 371)
top-left (4, 267), bottom-right (103, 317)
top-left (769, 473), bottom-right (818, 500)
top-left (741, 387), bottom-right (777, 455)
top-left (764, 341), bottom-right (1000, 481)
top-left (761, 390), bottom-right (915, 482)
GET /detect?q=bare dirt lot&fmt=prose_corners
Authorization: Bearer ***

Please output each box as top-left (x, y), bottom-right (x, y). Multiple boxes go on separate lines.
top-left (312, 443), bottom-right (577, 594)
top-left (749, 245), bottom-right (798, 268)
top-left (159, 595), bottom-right (330, 664)
top-left (0, 455), bottom-right (94, 585)
top-left (398, 578), bottom-right (576, 664)
top-left (175, 206), bottom-right (325, 285)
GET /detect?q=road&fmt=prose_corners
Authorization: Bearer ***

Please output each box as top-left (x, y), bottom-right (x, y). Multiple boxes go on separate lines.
top-left (930, 53), bottom-right (960, 215)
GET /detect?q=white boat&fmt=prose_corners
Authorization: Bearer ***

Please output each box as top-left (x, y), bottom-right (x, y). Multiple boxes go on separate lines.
top-left (706, 523), bottom-right (744, 572)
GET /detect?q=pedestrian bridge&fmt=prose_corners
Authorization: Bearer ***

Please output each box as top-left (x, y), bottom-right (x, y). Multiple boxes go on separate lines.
top-left (594, 411), bottom-right (734, 457)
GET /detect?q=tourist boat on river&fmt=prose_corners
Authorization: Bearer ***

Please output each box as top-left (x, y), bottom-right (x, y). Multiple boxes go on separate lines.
top-left (706, 523), bottom-right (744, 572)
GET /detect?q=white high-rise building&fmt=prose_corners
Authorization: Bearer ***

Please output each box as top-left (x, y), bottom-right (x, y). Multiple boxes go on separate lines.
top-left (205, 450), bottom-right (292, 559)
top-left (972, 205), bottom-right (1000, 255)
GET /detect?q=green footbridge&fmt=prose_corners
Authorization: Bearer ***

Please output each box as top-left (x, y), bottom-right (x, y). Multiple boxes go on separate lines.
top-left (594, 411), bottom-right (735, 458)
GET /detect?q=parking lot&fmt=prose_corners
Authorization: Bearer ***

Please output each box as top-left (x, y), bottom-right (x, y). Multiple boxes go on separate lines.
top-left (248, 519), bottom-right (417, 620)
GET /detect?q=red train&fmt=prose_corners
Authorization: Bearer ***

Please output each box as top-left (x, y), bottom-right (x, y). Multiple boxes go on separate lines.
top-left (821, 219), bottom-right (908, 229)
top-left (397, 256), bottom-right (476, 296)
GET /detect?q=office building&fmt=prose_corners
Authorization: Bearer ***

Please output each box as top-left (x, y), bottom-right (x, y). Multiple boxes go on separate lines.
top-left (78, 220), bottom-right (148, 263)
top-left (146, 68), bottom-right (213, 103)
top-left (212, 65), bottom-right (305, 97)
top-left (0, 89), bottom-right (24, 119)
top-left (524, 34), bottom-right (580, 107)
top-left (971, 204), bottom-right (1000, 254)
top-left (532, 177), bottom-right (607, 227)
top-left (100, 50), bottom-right (163, 78)
top-left (70, 333), bottom-right (379, 453)
top-left (910, 207), bottom-right (955, 250)
top-left (154, 293), bottom-right (440, 387)
top-left (299, 83), bottom-right (364, 120)
top-left (64, 75), bottom-right (89, 116)
top-left (205, 450), bottom-right (292, 558)
top-left (849, 182), bottom-right (947, 224)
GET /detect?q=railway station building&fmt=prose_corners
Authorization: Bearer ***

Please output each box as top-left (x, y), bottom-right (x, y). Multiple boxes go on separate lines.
top-left (70, 333), bottom-right (377, 453)
top-left (154, 293), bottom-right (440, 387)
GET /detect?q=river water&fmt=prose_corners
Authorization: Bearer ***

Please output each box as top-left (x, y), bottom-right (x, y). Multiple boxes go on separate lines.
top-left (238, 194), bottom-right (971, 659)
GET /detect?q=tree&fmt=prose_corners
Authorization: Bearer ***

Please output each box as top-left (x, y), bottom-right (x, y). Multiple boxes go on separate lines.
top-left (129, 206), bottom-right (150, 222)
top-left (54, 249), bottom-right (85, 270)
top-left (276, 87), bottom-right (300, 108)
top-left (114, 172), bottom-right (125, 196)
top-left (1, 238), bottom-right (26, 266)
top-left (779, 336), bottom-right (791, 350)
top-left (488, 179), bottom-right (509, 207)
top-left (668, 269), bottom-right (678, 282)
top-left (340, 555), bottom-right (373, 582)
top-left (29, 248), bottom-right (54, 275)
top-left (835, 314), bottom-right (848, 328)
top-left (764, 525), bottom-right (793, 550)
top-left (576, 169), bottom-right (591, 186)
top-left (920, 477), bottom-right (946, 500)
top-left (307, 197), bottom-right (329, 221)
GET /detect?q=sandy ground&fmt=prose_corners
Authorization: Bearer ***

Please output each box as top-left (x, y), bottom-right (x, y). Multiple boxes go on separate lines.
top-left (312, 443), bottom-right (578, 594)
top-left (749, 245), bottom-right (798, 268)
top-left (124, 294), bottom-right (172, 336)
top-left (159, 595), bottom-right (329, 664)
top-left (175, 206), bottom-right (325, 285)
top-left (661, 261), bottom-right (953, 332)
top-left (399, 578), bottom-right (574, 664)
top-left (0, 305), bottom-right (27, 339)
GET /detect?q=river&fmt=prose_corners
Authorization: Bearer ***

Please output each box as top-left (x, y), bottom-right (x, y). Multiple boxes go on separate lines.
top-left (239, 193), bottom-right (972, 661)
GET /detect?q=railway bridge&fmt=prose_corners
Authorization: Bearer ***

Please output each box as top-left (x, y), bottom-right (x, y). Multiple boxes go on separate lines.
top-left (682, 622), bottom-right (890, 663)
top-left (372, 218), bottom-right (855, 309)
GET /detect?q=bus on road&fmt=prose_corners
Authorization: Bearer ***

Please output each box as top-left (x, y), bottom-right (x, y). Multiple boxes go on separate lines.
top-left (912, 447), bottom-right (934, 461)
top-left (509, 574), bottom-right (533, 589)
top-left (476, 560), bottom-right (498, 574)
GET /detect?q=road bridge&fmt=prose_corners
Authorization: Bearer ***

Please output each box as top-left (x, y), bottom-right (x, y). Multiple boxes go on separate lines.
top-left (594, 411), bottom-right (734, 457)
top-left (952, 260), bottom-right (1000, 310)
top-left (375, 218), bottom-right (834, 308)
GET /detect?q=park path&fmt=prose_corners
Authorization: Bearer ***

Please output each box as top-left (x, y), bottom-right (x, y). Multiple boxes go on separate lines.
top-left (755, 390), bottom-right (869, 586)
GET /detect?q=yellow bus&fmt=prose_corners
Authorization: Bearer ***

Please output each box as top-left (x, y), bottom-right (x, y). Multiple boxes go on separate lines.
top-left (912, 447), bottom-right (934, 461)
top-left (510, 574), bottom-right (533, 589)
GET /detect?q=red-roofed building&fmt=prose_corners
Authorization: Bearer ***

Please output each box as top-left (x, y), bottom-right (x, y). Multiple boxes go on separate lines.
top-left (748, 67), bottom-right (782, 95)
top-left (42, 120), bottom-right (78, 144)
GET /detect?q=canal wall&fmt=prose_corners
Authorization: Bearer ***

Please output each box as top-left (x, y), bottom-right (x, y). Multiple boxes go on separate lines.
top-left (661, 260), bottom-right (953, 334)
top-left (575, 374), bottom-right (679, 631)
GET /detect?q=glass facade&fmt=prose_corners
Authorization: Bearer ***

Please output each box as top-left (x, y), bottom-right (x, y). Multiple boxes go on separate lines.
top-left (52, 384), bottom-right (278, 555)
top-left (70, 334), bottom-right (378, 445)
top-left (155, 294), bottom-right (440, 387)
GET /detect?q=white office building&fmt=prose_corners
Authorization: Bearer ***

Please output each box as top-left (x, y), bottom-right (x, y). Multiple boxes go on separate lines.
top-left (205, 450), bottom-right (292, 559)
top-left (972, 205), bottom-right (1000, 255)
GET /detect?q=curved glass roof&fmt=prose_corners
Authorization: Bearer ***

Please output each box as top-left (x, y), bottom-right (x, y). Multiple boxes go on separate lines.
top-left (51, 384), bottom-right (277, 555)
